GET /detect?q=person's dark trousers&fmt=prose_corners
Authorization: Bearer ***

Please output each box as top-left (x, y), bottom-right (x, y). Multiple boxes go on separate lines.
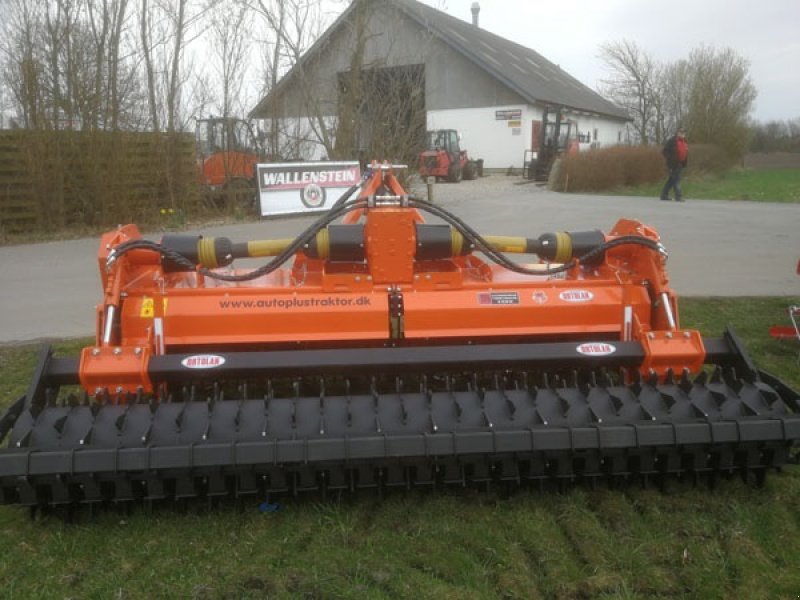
top-left (660, 166), bottom-right (684, 201)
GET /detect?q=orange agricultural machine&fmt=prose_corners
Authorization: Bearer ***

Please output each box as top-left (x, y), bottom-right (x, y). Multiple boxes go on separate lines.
top-left (1, 165), bottom-right (798, 507)
top-left (195, 117), bottom-right (263, 208)
top-left (419, 129), bottom-right (480, 182)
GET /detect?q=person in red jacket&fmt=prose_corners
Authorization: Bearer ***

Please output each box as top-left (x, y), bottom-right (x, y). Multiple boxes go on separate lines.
top-left (660, 126), bottom-right (688, 201)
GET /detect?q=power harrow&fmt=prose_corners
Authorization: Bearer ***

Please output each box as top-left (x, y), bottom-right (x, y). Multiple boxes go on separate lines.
top-left (1, 165), bottom-right (798, 508)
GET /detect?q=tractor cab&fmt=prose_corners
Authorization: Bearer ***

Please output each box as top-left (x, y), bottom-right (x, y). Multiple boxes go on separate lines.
top-left (419, 129), bottom-right (478, 183)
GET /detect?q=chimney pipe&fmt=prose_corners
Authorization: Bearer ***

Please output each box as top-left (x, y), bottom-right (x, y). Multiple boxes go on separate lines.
top-left (471, 2), bottom-right (480, 27)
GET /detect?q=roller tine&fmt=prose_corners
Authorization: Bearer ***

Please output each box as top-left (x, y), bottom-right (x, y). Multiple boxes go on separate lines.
top-left (628, 369), bottom-right (642, 396)
top-left (142, 423), bottom-right (153, 445)
top-left (664, 368), bottom-right (675, 385)
top-left (694, 370), bottom-right (709, 386)
top-left (15, 429), bottom-right (31, 448)
top-left (542, 372), bottom-right (551, 389)
top-left (679, 368), bottom-right (693, 393)
top-left (261, 395), bottom-right (270, 437)
top-left (114, 405), bottom-right (129, 433)
top-left (400, 394), bottom-right (408, 426)
top-left (291, 382), bottom-right (299, 429)
top-left (234, 398), bottom-right (243, 430)
top-left (570, 370), bottom-right (579, 388)
top-left (370, 377), bottom-right (380, 407)
top-left (660, 390), bottom-right (677, 412)
top-left (590, 371), bottom-right (598, 387)
top-left (266, 379), bottom-right (274, 401)
top-left (371, 378), bottom-right (382, 433)
top-left (710, 365), bottom-right (724, 384)
top-left (445, 375), bottom-right (453, 393)
top-left (505, 392), bottom-right (516, 420)
top-left (421, 374), bottom-right (428, 394)
top-left (242, 382), bottom-right (249, 401)
top-left (53, 414), bottom-right (68, 435)
top-left (396, 376), bottom-right (403, 394)
top-left (610, 393), bottom-right (624, 415)
top-left (319, 377), bottom-right (326, 400)
top-left (559, 395), bottom-right (570, 418)
top-left (175, 401), bottom-right (188, 430)
top-left (646, 370), bottom-right (659, 387)
top-left (599, 371), bottom-right (614, 389)
top-left (90, 399), bottom-right (102, 417)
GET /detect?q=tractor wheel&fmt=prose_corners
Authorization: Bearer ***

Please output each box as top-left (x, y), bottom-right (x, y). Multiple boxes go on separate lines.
top-left (462, 161), bottom-right (476, 180)
top-left (447, 163), bottom-right (462, 183)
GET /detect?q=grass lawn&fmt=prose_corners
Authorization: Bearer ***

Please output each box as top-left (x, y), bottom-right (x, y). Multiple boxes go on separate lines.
top-left (0, 298), bottom-right (798, 599)
top-left (615, 168), bottom-right (800, 203)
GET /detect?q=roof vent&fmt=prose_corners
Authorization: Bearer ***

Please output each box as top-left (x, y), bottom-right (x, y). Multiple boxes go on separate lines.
top-left (470, 2), bottom-right (480, 27)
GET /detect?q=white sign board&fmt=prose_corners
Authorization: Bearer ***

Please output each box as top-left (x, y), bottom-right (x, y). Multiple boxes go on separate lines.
top-left (256, 161), bottom-right (361, 217)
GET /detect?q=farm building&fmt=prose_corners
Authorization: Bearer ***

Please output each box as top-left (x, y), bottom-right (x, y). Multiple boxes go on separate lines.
top-left (250, 0), bottom-right (630, 169)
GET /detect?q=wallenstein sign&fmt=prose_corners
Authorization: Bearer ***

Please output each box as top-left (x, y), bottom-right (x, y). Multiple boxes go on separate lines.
top-left (256, 161), bottom-right (360, 216)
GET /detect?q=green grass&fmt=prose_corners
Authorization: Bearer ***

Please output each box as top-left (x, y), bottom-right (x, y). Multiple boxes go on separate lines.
top-left (0, 298), bottom-right (799, 599)
top-left (615, 168), bottom-right (800, 203)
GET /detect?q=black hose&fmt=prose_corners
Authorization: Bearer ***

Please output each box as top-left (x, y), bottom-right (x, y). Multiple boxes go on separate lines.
top-left (109, 192), bottom-right (664, 282)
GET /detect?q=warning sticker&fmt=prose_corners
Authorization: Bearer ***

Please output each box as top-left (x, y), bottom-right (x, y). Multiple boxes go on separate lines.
top-left (478, 292), bottom-right (520, 305)
top-left (140, 297), bottom-right (168, 317)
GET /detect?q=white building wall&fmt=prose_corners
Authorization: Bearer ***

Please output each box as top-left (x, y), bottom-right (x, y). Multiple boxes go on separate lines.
top-left (570, 114), bottom-right (627, 149)
top-left (427, 105), bottom-right (534, 170)
top-left (428, 105), bottom-right (628, 170)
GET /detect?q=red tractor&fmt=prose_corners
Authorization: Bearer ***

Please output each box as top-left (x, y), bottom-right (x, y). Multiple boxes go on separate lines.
top-left (419, 129), bottom-right (481, 183)
top-left (195, 117), bottom-right (263, 208)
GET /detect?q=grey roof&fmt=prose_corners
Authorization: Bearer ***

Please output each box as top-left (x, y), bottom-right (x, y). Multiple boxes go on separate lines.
top-left (250, 0), bottom-right (630, 121)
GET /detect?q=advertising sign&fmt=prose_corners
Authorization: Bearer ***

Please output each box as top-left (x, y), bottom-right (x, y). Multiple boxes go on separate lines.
top-left (495, 109), bottom-right (522, 121)
top-left (256, 161), bottom-right (361, 217)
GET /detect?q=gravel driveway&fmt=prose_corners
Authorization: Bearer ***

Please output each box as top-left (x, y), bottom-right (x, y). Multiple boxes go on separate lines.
top-left (0, 174), bottom-right (798, 343)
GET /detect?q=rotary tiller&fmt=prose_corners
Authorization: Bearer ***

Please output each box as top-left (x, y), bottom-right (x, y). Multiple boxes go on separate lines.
top-left (1, 165), bottom-right (798, 507)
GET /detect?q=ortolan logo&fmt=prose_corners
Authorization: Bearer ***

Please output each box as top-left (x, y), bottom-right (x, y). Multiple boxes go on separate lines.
top-left (181, 354), bottom-right (226, 369)
top-left (560, 290), bottom-right (594, 302)
top-left (576, 343), bottom-right (616, 356)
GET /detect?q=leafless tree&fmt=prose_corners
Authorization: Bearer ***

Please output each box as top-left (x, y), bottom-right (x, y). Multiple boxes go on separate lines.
top-left (209, 0), bottom-right (251, 118)
top-left (598, 40), bottom-right (661, 144)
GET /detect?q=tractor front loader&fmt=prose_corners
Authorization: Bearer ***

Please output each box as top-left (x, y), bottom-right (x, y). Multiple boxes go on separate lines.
top-left (1, 164), bottom-right (798, 508)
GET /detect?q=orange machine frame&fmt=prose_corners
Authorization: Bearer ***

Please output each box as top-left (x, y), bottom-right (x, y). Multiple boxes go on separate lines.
top-left (81, 165), bottom-right (705, 396)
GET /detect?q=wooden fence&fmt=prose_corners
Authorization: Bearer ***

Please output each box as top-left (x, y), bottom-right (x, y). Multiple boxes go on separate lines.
top-left (0, 130), bottom-right (198, 234)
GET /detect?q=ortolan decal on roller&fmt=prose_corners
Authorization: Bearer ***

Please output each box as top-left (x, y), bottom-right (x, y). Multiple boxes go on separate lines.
top-left (560, 290), bottom-right (594, 302)
top-left (576, 343), bottom-right (617, 356)
top-left (181, 355), bottom-right (226, 369)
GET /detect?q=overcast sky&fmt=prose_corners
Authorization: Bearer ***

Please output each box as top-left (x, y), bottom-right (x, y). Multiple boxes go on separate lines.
top-left (419, 0), bottom-right (799, 122)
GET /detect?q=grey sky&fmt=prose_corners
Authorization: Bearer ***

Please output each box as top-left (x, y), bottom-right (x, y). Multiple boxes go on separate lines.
top-left (422, 0), bottom-right (800, 122)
